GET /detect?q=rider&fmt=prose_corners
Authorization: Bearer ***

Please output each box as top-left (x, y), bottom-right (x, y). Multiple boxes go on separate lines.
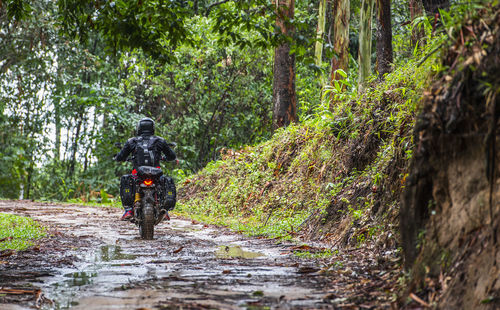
top-left (114, 117), bottom-right (177, 220)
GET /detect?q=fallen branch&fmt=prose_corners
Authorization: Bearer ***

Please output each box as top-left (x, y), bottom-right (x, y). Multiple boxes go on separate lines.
top-left (35, 289), bottom-right (43, 308)
top-left (0, 287), bottom-right (37, 294)
top-left (410, 292), bottom-right (430, 307)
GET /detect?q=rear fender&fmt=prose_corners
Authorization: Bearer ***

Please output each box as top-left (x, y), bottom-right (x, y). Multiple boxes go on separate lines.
top-left (142, 188), bottom-right (156, 204)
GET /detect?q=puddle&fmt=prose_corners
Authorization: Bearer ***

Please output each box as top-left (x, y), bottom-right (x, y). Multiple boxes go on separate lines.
top-left (40, 243), bottom-right (148, 308)
top-left (215, 245), bottom-right (265, 259)
top-left (96, 245), bottom-right (137, 262)
top-left (62, 271), bottom-right (98, 286)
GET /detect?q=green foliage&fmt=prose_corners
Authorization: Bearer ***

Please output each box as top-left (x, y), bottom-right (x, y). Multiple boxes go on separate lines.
top-left (4, 0), bottom-right (32, 21)
top-left (100, 189), bottom-right (110, 204)
top-left (56, 0), bottom-right (193, 60)
top-left (0, 213), bottom-right (46, 251)
top-left (54, 0), bottom-right (316, 63)
top-left (119, 15), bottom-right (274, 170)
top-left (0, 2), bottom-right (277, 201)
top-left (179, 50), bottom-right (439, 244)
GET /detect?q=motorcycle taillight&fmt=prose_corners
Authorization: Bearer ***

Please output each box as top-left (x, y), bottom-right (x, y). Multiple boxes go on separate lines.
top-left (143, 179), bottom-right (153, 186)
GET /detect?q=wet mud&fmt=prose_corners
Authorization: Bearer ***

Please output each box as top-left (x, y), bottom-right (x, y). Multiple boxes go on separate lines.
top-left (0, 201), bottom-right (400, 309)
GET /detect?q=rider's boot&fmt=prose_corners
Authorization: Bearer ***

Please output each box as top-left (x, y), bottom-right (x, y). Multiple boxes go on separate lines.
top-left (120, 207), bottom-right (133, 221)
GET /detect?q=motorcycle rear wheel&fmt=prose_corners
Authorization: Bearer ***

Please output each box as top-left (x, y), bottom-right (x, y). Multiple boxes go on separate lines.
top-left (139, 203), bottom-right (155, 240)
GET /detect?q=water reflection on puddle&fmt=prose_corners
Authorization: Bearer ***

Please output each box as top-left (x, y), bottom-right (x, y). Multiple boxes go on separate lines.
top-left (97, 245), bottom-right (137, 262)
top-left (58, 245), bottom-right (137, 288)
top-left (51, 244), bottom-right (142, 290)
top-left (215, 245), bottom-right (264, 259)
top-left (63, 271), bottom-right (98, 286)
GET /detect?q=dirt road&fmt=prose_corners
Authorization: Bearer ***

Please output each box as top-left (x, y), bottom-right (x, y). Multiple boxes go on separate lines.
top-left (0, 200), bottom-right (400, 309)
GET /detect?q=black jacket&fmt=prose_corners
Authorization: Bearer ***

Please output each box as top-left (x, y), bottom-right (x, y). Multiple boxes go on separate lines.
top-left (115, 135), bottom-right (176, 168)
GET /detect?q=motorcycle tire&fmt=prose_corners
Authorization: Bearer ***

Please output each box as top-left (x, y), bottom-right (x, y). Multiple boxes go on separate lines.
top-left (139, 203), bottom-right (155, 240)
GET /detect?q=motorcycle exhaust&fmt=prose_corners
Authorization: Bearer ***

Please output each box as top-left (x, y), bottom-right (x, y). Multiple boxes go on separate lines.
top-left (155, 209), bottom-right (167, 225)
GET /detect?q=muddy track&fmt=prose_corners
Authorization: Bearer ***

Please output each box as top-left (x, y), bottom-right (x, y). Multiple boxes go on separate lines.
top-left (0, 200), bottom-right (400, 309)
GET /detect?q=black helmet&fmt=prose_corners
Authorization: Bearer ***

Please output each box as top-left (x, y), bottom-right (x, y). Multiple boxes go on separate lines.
top-left (137, 117), bottom-right (155, 136)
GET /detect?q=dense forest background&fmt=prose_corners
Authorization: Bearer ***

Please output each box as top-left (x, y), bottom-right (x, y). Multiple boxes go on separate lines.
top-left (0, 0), bottom-right (477, 202)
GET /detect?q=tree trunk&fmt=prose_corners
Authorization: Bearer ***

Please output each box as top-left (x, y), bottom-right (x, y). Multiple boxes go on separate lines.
top-left (421, 0), bottom-right (449, 16)
top-left (376, 0), bottom-right (393, 78)
top-left (67, 116), bottom-right (83, 179)
top-left (272, 0), bottom-right (297, 130)
top-left (63, 120), bottom-right (71, 162)
top-left (410, 0), bottom-right (425, 48)
top-left (54, 100), bottom-right (61, 161)
top-left (358, 0), bottom-right (375, 90)
top-left (314, 0), bottom-right (327, 68)
top-left (422, 0), bottom-right (449, 36)
top-left (330, 0), bottom-right (350, 83)
top-left (26, 159), bottom-right (34, 200)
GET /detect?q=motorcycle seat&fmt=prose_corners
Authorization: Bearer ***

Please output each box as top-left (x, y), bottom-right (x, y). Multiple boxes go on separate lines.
top-left (137, 166), bottom-right (163, 179)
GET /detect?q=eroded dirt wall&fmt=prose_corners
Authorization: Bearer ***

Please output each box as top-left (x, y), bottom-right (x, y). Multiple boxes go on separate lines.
top-left (401, 4), bottom-right (500, 308)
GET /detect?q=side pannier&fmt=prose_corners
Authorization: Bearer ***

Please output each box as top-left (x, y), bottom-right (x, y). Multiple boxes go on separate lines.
top-left (120, 174), bottom-right (135, 206)
top-left (160, 176), bottom-right (176, 210)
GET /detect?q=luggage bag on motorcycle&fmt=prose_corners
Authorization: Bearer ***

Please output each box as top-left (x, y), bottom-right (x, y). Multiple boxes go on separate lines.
top-left (161, 176), bottom-right (176, 210)
top-left (120, 174), bottom-right (135, 206)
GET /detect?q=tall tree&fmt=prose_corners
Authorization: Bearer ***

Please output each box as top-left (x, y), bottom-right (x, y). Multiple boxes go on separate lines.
top-left (272, 0), bottom-right (297, 130)
top-left (314, 0), bottom-right (327, 68)
top-left (376, 0), bottom-right (393, 78)
top-left (358, 0), bottom-right (375, 89)
top-left (330, 0), bottom-right (350, 83)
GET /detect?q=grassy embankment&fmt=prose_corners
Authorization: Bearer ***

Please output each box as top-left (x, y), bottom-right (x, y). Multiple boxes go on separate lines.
top-left (176, 52), bottom-right (440, 246)
top-left (0, 213), bottom-right (46, 251)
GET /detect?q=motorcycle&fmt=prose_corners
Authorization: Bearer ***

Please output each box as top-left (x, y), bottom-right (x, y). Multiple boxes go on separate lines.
top-left (115, 142), bottom-right (176, 240)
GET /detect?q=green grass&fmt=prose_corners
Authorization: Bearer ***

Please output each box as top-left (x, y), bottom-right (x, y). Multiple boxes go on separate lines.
top-left (174, 200), bottom-right (307, 240)
top-left (294, 248), bottom-right (337, 259)
top-left (64, 198), bottom-right (122, 208)
top-left (0, 213), bottom-right (46, 251)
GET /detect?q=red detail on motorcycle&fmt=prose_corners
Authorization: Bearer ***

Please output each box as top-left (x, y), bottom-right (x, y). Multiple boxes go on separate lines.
top-left (132, 169), bottom-right (137, 175)
top-left (143, 179), bottom-right (153, 186)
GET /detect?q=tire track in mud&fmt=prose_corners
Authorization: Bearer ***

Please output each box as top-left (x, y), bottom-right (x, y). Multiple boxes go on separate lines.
top-left (0, 201), bottom-right (335, 309)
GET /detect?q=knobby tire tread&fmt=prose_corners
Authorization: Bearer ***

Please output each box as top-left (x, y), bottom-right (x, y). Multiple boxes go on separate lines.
top-left (140, 202), bottom-right (155, 240)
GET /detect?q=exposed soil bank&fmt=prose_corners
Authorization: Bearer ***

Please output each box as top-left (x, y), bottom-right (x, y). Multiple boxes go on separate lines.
top-left (401, 4), bottom-right (500, 309)
top-left (0, 200), bottom-right (401, 309)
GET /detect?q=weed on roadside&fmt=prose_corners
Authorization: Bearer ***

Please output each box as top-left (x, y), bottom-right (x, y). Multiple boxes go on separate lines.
top-left (0, 213), bottom-right (46, 251)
